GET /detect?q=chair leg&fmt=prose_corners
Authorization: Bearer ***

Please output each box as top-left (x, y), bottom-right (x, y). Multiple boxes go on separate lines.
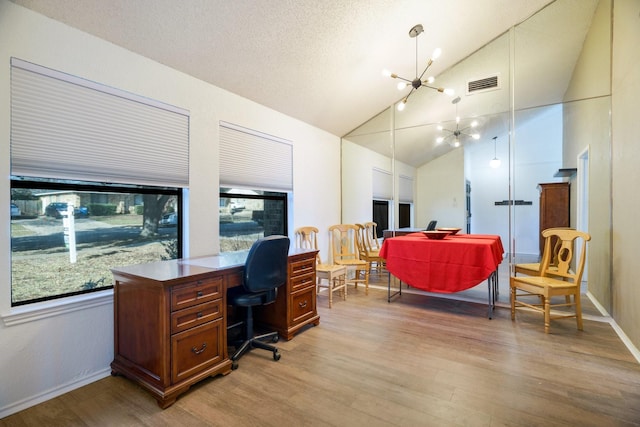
top-left (575, 292), bottom-right (583, 330)
top-left (510, 279), bottom-right (516, 320)
top-left (328, 278), bottom-right (333, 308)
top-left (362, 267), bottom-right (369, 295)
top-left (544, 296), bottom-right (551, 334)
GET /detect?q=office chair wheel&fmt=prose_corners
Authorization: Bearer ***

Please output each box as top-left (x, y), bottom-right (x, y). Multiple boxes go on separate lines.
top-left (272, 335), bottom-right (279, 343)
top-left (231, 360), bottom-right (239, 370)
top-left (273, 350), bottom-right (281, 361)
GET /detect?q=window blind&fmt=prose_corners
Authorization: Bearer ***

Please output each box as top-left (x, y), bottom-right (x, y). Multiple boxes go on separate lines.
top-left (10, 58), bottom-right (190, 187)
top-left (398, 175), bottom-right (414, 203)
top-left (219, 122), bottom-right (293, 192)
top-left (372, 168), bottom-right (392, 200)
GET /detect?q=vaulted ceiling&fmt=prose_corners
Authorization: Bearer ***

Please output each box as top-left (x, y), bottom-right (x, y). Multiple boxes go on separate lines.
top-left (10, 0), bottom-right (554, 138)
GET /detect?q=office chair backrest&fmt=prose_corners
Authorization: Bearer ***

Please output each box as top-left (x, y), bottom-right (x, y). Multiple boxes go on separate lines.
top-left (426, 220), bottom-right (437, 231)
top-left (244, 235), bottom-right (290, 293)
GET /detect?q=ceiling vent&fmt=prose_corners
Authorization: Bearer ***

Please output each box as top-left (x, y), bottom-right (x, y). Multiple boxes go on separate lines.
top-left (466, 74), bottom-right (500, 95)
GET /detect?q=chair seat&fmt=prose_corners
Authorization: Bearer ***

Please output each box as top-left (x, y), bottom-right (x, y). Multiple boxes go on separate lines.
top-left (317, 263), bottom-right (347, 274)
top-left (228, 287), bottom-right (277, 307)
top-left (512, 276), bottom-right (578, 293)
top-left (335, 259), bottom-right (367, 267)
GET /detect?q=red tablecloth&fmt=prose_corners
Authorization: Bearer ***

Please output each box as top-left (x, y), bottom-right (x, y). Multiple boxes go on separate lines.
top-left (379, 233), bottom-right (504, 293)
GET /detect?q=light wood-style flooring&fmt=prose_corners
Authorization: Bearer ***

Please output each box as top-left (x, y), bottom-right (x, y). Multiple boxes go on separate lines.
top-left (2, 269), bottom-right (640, 426)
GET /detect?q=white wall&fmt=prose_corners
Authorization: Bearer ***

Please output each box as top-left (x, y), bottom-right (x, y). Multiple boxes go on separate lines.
top-left (341, 139), bottom-right (391, 225)
top-left (0, 0), bottom-right (341, 416)
top-left (416, 148), bottom-right (466, 230)
top-left (611, 0), bottom-right (640, 351)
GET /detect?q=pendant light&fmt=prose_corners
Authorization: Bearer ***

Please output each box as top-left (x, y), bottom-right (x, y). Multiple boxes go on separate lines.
top-left (490, 136), bottom-right (501, 168)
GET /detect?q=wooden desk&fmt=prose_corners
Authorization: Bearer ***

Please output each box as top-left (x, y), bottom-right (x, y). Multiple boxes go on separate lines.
top-left (110, 248), bottom-right (318, 408)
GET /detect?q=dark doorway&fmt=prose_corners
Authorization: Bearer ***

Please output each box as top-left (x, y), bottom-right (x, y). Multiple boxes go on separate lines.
top-left (398, 203), bottom-right (411, 228)
top-left (372, 200), bottom-right (389, 238)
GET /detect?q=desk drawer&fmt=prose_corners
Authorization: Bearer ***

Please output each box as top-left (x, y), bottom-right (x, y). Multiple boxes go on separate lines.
top-left (171, 277), bottom-right (223, 311)
top-left (171, 318), bottom-right (225, 383)
top-left (290, 287), bottom-right (315, 325)
top-left (171, 299), bottom-right (223, 334)
top-left (289, 257), bottom-right (316, 278)
top-left (290, 271), bottom-right (315, 292)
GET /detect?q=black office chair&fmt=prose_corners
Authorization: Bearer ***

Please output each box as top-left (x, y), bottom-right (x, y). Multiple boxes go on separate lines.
top-left (227, 235), bottom-right (290, 369)
top-left (426, 220), bottom-right (438, 231)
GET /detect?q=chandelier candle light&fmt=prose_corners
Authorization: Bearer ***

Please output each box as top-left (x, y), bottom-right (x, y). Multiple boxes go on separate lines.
top-left (436, 96), bottom-right (480, 148)
top-left (383, 24), bottom-right (454, 111)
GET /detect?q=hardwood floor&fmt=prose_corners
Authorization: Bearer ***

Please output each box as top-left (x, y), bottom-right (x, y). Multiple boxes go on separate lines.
top-left (3, 271), bottom-right (640, 426)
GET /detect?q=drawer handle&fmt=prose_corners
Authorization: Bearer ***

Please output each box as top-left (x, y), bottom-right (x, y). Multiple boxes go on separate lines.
top-left (191, 342), bottom-right (207, 355)
top-left (197, 312), bottom-right (203, 318)
top-left (298, 300), bottom-right (308, 309)
top-left (197, 291), bottom-right (203, 298)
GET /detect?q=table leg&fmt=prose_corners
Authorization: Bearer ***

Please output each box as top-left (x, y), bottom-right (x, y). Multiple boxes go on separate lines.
top-left (387, 271), bottom-right (402, 302)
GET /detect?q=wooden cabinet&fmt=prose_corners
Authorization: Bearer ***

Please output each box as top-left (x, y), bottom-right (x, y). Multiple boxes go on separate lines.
top-left (110, 248), bottom-right (318, 408)
top-left (255, 249), bottom-right (320, 341)
top-left (110, 262), bottom-right (236, 408)
top-left (538, 182), bottom-right (570, 254)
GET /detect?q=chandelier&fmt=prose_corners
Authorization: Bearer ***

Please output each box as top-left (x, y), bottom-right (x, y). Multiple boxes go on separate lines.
top-left (436, 97), bottom-right (480, 148)
top-left (383, 24), bottom-right (454, 111)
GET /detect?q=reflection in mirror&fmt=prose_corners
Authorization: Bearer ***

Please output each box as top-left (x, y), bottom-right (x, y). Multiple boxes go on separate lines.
top-left (341, 107), bottom-right (393, 229)
top-left (341, 0), bottom-right (611, 310)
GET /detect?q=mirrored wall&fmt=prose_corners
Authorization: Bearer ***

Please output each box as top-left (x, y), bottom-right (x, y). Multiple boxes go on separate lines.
top-left (341, 0), bottom-right (612, 310)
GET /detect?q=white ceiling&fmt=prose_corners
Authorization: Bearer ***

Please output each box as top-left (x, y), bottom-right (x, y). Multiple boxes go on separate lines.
top-left (10, 0), bottom-right (554, 137)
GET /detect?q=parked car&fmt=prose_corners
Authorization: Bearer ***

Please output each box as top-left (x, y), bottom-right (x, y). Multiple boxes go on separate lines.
top-left (10, 203), bottom-right (21, 218)
top-left (159, 212), bottom-right (177, 227)
top-left (45, 202), bottom-right (89, 218)
top-left (228, 201), bottom-right (245, 214)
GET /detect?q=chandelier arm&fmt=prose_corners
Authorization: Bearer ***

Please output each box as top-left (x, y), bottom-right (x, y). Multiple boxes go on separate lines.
top-left (404, 87), bottom-right (417, 103)
top-left (393, 75), bottom-right (413, 83)
top-left (422, 84), bottom-right (445, 93)
top-left (417, 60), bottom-right (434, 81)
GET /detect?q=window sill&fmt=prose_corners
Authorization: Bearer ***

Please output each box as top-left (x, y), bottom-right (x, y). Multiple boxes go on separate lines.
top-left (1, 289), bottom-right (113, 327)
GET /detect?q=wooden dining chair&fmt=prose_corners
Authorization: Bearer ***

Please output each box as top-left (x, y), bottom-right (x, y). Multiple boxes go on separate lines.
top-left (294, 226), bottom-right (347, 308)
top-left (356, 223), bottom-right (385, 276)
top-left (510, 228), bottom-right (590, 333)
top-left (329, 224), bottom-right (369, 295)
top-left (514, 229), bottom-right (568, 276)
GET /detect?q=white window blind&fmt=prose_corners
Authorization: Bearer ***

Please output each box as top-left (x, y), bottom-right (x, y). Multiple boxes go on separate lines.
top-left (219, 122), bottom-right (293, 192)
top-left (399, 175), bottom-right (414, 203)
top-left (372, 168), bottom-right (392, 200)
top-left (10, 58), bottom-right (190, 187)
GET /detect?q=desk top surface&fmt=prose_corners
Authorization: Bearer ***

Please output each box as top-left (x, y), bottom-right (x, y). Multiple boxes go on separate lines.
top-left (111, 248), bottom-right (316, 283)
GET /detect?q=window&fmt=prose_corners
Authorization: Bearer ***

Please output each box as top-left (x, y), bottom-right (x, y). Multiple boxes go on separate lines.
top-left (10, 179), bottom-right (182, 306)
top-left (219, 188), bottom-right (287, 253)
top-left (9, 59), bottom-right (189, 306)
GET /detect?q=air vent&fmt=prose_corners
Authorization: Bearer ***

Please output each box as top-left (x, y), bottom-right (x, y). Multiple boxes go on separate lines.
top-left (466, 74), bottom-right (500, 95)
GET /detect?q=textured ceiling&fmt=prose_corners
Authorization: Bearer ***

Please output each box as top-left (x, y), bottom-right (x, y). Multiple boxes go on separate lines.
top-left (10, 0), bottom-right (553, 137)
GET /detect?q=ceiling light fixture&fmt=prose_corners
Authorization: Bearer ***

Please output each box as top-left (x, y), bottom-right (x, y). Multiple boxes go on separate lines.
top-left (435, 97), bottom-right (480, 148)
top-left (382, 24), bottom-right (454, 111)
top-left (490, 136), bottom-right (501, 168)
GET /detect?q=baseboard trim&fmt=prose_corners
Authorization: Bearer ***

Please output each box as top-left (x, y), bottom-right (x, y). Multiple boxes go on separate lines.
top-left (0, 367), bottom-right (112, 419)
top-left (586, 291), bottom-right (640, 364)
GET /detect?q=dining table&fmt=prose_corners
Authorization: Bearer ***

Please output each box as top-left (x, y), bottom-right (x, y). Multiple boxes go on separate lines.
top-left (379, 232), bottom-right (504, 318)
